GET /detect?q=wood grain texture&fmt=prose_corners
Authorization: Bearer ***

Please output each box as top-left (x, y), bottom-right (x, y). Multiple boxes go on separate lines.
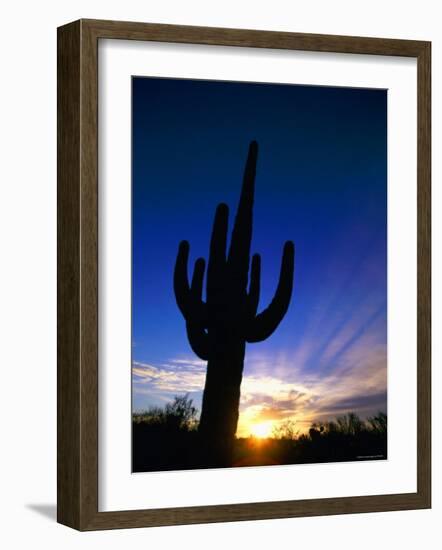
top-left (79, 19), bottom-right (100, 530)
top-left (57, 20), bottom-right (81, 529)
top-left (57, 19), bottom-right (431, 531)
top-left (83, 18), bottom-right (427, 56)
top-left (416, 42), bottom-right (431, 507)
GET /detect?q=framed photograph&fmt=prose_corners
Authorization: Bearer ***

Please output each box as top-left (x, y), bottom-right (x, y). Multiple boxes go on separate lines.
top-left (57, 19), bottom-right (431, 530)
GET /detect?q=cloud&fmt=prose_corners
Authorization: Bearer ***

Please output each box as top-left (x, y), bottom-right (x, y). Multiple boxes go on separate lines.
top-left (243, 389), bottom-right (306, 408)
top-left (132, 360), bottom-right (205, 394)
top-left (314, 390), bottom-right (387, 418)
top-left (167, 358), bottom-right (207, 367)
top-left (132, 320), bottom-right (387, 434)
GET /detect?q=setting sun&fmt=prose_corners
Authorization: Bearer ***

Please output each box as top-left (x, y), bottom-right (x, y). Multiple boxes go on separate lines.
top-left (250, 421), bottom-right (273, 439)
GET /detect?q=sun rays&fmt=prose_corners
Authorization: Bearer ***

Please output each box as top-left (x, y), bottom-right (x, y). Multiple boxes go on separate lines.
top-left (132, 297), bottom-right (387, 434)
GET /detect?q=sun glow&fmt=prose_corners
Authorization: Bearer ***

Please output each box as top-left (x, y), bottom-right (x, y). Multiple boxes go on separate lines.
top-left (250, 421), bottom-right (274, 439)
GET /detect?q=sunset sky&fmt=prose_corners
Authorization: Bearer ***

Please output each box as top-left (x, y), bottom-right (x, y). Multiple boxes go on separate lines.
top-left (131, 76), bottom-right (387, 437)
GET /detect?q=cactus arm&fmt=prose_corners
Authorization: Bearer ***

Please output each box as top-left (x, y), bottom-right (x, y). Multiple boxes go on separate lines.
top-left (246, 253), bottom-right (261, 319)
top-left (184, 256), bottom-right (209, 359)
top-left (207, 203), bottom-right (229, 299)
top-left (174, 240), bottom-right (207, 323)
top-left (185, 322), bottom-right (209, 360)
top-left (227, 141), bottom-right (258, 284)
top-left (246, 241), bottom-right (295, 343)
top-left (191, 257), bottom-right (205, 295)
top-left (174, 240), bottom-right (191, 316)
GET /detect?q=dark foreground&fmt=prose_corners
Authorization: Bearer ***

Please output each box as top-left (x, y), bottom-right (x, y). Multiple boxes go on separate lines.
top-left (132, 401), bottom-right (387, 473)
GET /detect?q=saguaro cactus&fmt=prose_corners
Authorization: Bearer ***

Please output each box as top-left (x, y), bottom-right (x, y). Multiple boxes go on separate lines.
top-left (174, 141), bottom-right (295, 466)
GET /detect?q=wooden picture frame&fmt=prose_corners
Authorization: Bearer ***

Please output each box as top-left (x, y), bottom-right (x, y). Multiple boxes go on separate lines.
top-left (57, 18), bottom-right (431, 530)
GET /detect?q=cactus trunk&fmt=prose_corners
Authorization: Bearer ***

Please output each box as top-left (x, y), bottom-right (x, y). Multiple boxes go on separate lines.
top-left (174, 141), bottom-right (295, 467)
top-left (198, 353), bottom-right (244, 466)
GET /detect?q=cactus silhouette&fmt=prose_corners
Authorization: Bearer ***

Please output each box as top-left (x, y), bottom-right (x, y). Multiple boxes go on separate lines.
top-left (174, 141), bottom-right (295, 466)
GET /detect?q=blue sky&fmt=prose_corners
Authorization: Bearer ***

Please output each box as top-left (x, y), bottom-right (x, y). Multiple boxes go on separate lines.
top-left (131, 76), bottom-right (387, 435)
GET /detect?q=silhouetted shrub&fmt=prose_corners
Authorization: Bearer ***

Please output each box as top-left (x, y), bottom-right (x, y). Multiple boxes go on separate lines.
top-left (132, 395), bottom-right (202, 472)
top-left (133, 394), bottom-right (197, 431)
top-left (272, 419), bottom-right (299, 440)
top-left (366, 412), bottom-right (387, 434)
top-left (133, 406), bottom-right (387, 472)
